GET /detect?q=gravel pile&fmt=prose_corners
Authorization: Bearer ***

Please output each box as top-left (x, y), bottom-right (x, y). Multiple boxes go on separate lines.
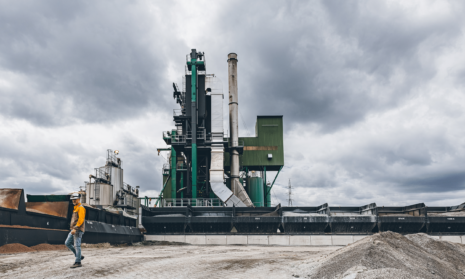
top-left (294, 232), bottom-right (465, 279)
top-left (30, 244), bottom-right (67, 251)
top-left (81, 242), bottom-right (112, 248)
top-left (0, 243), bottom-right (67, 254)
top-left (0, 243), bottom-right (35, 254)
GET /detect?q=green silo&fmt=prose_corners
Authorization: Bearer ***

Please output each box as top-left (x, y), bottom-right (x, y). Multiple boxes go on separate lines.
top-left (265, 185), bottom-right (271, 207)
top-left (246, 177), bottom-right (264, 207)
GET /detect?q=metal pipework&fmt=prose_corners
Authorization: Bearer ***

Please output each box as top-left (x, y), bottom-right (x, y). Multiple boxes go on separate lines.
top-left (227, 53), bottom-right (253, 207)
top-left (171, 131), bottom-right (177, 201)
top-left (186, 49), bottom-right (204, 204)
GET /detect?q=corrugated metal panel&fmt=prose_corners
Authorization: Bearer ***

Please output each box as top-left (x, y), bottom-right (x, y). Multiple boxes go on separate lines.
top-left (25, 201), bottom-right (69, 218)
top-left (224, 116), bottom-right (284, 170)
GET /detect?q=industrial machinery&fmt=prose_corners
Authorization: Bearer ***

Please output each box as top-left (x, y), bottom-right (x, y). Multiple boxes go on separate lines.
top-left (141, 50), bottom-right (465, 236)
top-left (156, 50), bottom-right (284, 208)
top-left (142, 202), bottom-right (465, 235)
top-left (0, 188), bottom-right (141, 246)
top-left (85, 149), bottom-right (140, 215)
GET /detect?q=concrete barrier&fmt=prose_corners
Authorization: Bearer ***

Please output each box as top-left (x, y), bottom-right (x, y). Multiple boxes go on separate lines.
top-left (164, 235), bottom-right (186, 243)
top-left (143, 234), bottom-right (464, 246)
top-left (440, 235), bottom-right (462, 244)
top-left (311, 235), bottom-right (332, 246)
top-left (227, 235), bottom-right (248, 245)
top-left (248, 235), bottom-right (268, 245)
top-left (207, 235), bottom-right (227, 245)
top-left (332, 235), bottom-right (353, 246)
top-left (353, 235), bottom-right (369, 242)
top-left (290, 235), bottom-right (311, 246)
top-left (186, 235), bottom-right (206, 245)
top-left (145, 235), bottom-right (164, 241)
top-left (269, 235), bottom-right (289, 246)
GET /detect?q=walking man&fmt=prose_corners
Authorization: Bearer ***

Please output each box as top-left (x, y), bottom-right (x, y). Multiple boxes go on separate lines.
top-left (65, 193), bottom-right (86, 268)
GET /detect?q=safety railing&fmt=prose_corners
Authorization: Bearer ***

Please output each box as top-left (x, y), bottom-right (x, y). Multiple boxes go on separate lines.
top-left (177, 163), bottom-right (187, 171)
top-left (161, 198), bottom-right (224, 207)
top-left (171, 134), bottom-right (186, 143)
top-left (186, 130), bottom-right (211, 141)
top-left (163, 131), bottom-right (186, 143)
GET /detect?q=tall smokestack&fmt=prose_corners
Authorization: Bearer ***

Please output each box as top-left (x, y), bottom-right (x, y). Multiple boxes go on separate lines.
top-left (227, 53), bottom-right (253, 207)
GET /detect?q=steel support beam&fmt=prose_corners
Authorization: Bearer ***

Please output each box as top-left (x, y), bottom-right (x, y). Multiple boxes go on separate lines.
top-left (171, 131), bottom-right (177, 202)
top-left (266, 166), bottom-right (283, 196)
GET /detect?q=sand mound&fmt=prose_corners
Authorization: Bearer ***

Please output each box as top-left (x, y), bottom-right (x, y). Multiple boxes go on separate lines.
top-left (0, 243), bottom-right (68, 254)
top-left (30, 244), bottom-right (67, 251)
top-left (0, 243), bottom-right (35, 254)
top-left (296, 232), bottom-right (465, 279)
top-left (81, 242), bottom-right (112, 248)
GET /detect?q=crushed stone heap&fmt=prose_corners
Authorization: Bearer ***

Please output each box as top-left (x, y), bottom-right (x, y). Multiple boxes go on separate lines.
top-left (295, 231), bottom-right (465, 279)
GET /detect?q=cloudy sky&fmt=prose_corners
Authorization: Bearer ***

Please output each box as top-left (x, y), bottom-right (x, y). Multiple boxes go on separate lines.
top-left (1, 0), bottom-right (465, 207)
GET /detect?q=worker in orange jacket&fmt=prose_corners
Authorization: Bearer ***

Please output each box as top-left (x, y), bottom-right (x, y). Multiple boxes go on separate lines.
top-left (65, 193), bottom-right (86, 268)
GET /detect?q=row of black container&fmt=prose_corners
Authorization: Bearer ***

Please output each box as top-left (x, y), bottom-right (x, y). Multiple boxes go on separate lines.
top-left (0, 189), bottom-right (141, 246)
top-left (142, 203), bottom-right (465, 235)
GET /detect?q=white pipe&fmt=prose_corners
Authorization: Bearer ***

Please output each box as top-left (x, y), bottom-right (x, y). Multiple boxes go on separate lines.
top-left (227, 53), bottom-right (253, 207)
top-left (208, 75), bottom-right (246, 207)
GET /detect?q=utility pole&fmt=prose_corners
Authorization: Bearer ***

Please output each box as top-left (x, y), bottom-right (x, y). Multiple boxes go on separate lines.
top-left (287, 179), bottom-right (293, 206)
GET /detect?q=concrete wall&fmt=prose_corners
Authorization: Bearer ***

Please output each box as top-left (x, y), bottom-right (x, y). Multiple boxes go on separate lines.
top-left (144, 234), bottom-right (465, 246)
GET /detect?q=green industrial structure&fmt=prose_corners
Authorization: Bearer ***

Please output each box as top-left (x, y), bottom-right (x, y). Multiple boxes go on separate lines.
top-left (156, 50), bottom-right (284, 207)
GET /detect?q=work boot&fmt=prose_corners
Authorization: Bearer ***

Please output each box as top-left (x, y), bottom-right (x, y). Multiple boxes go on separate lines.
top-left (81, 256), bottom-right (85, 261)
top-left (70, 262), bottom-right (82, 268)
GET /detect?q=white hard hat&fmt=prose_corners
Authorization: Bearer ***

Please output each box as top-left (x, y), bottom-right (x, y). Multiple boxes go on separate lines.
top-left (70, 193), bottom-right (80, 200)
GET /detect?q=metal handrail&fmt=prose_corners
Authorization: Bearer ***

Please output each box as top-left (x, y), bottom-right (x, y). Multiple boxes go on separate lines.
top-left (171, 134), bottom-right (186, 143)
top-left (186, 130), bottom-right (210, 141)
top-left (177, 163), bottom-right (187, 170)
top-left (161, 198), bottom-right (224, 207)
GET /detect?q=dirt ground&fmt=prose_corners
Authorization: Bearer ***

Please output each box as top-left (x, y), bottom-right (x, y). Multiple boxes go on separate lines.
top-left (0, 243), bottom-right (339, 278)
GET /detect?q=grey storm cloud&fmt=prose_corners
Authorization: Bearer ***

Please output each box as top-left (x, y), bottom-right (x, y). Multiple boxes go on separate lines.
top-left (1, 0), bottom-right (465, 206)
top-left (203, 0), bottom-right (465, 132)
top-left (0, 0), bottom-right (185, 127)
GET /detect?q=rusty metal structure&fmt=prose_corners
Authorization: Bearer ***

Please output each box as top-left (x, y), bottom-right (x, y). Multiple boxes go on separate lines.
top-left (0, 189), bottom-right (141, 247)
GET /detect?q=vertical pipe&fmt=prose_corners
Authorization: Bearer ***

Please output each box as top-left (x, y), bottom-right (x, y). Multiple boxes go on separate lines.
top-left (205, 156), bottom-right (210, 197)
top-left (227, 53), bottom-right (253, 207)
top-left (180, 172), bottom-right (184, 199)
top-left (171, 130), bottom-right (177, 204)
top-left (263, 167), bottom-right (267, 207)
top-left (228, 53), bottom-right (240, 196)
top-left (190, 50), bottom-right (198, 204)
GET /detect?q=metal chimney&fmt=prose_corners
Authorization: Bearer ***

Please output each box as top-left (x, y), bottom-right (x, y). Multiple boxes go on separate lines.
top-left (227, 53), bottom-right (253, 207)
